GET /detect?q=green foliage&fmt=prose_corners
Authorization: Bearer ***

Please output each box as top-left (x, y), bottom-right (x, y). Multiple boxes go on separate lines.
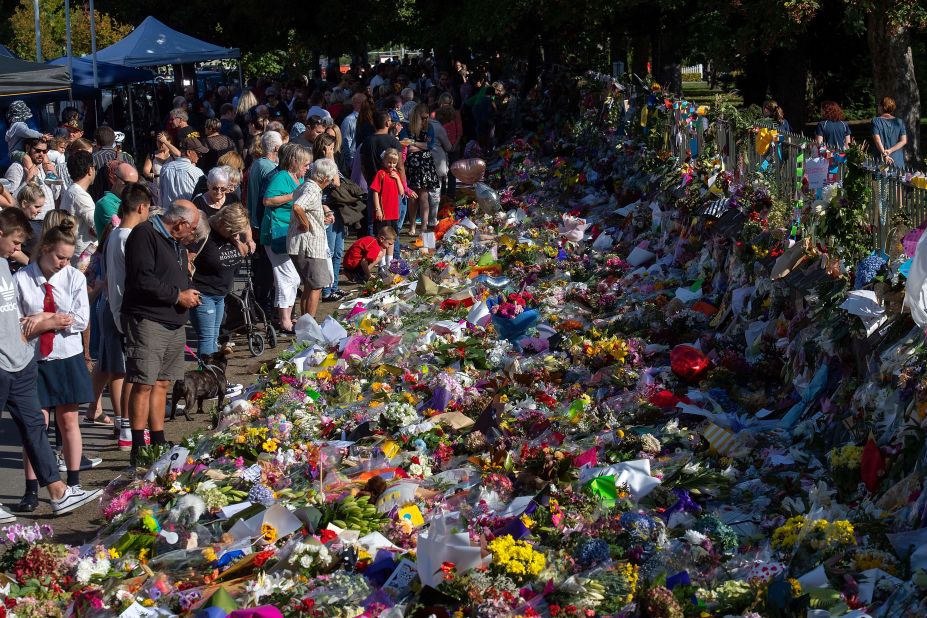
top-left (8, 0), bottom-right (131, 60)
top-left (819, 144), bottom-right (873, 265)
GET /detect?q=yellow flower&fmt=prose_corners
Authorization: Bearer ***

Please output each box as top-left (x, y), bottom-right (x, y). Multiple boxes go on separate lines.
top-left (262, 439), bottom-right (278, 453)
top-left (138, 548), bottom-right (149, 563)
top-left (499, 394), bottom-right (509, 403)
top-left (202, 547), bottom-right (218, 562)
top-left (108, 548), bottom-right (120, 559)
top-left (317, 370), bottom-right (332, 380)
top-left (520, 515), bottom-right (535, 528)
top-left (261, 523), bottom-right (277, 543)
top-left (142, 599), bottom-right (155, 607)
top-left (616, 429), bottom-right (625, 439)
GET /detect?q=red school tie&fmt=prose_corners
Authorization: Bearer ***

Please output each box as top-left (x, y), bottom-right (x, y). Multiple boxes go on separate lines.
top-left (40, 282), bottom-right (55, 358)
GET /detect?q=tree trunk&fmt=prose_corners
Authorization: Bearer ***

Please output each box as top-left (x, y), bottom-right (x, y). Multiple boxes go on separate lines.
top-left (867, 8), bottom-right (921, 166)
top-left (630, 34), bottom-right (650, 78)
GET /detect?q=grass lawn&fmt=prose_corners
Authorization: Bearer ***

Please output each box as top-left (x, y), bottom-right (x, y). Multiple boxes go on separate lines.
top-left (681, 81), bottom-right (743, 107)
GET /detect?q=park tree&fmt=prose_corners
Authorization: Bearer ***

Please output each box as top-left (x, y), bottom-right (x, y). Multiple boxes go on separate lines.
top-left (8, 0), bottom-right (131, 61)
top-left (769, 0), bottom-right (925, 162)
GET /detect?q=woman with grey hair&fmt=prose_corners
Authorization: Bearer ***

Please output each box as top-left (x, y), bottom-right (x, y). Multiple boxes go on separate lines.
top-left (193, 166), bottom-right (232, 214)
top-left (288, 158), bottom-right (337, 320)
top-left (260, 144), bottom-right (311, 334)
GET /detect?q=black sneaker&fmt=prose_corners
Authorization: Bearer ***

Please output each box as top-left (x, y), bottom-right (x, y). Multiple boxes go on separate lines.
top-left (14, 493), bottom-right (38, 513)
top-left (330, 289), bottom-right (348, 300)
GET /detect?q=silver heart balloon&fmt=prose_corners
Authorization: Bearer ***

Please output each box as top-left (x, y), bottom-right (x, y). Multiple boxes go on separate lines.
top-left (475, 182), bottom-right (501, 214)
top-left (484, 276), bottom-right (512, 290)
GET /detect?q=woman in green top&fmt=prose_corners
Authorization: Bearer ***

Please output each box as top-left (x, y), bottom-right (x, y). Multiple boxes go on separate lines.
top-left (260, 143), bottom-right (311, 333)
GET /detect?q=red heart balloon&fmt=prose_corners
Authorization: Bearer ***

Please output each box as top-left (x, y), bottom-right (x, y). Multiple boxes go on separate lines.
top-left (670, 345), bottom-right (710, 382)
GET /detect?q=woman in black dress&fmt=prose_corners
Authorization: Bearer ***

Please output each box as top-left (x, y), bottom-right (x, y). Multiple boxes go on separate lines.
top-left (401, 103), bottom-right (440, 235)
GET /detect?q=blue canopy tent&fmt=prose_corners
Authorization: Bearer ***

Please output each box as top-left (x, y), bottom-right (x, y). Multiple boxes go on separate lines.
top-left (0, 44), bottom-right (15, 59)
top-left (90, 16), bottom-right (240, 67)
top-left (47, 56), bottom-right (154, 96)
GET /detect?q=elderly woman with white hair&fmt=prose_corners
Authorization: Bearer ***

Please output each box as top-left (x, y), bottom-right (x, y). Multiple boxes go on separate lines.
top-left (288, 158), bottom-right (337, 320)
top-left (193, 166), bottom-right (232, 214)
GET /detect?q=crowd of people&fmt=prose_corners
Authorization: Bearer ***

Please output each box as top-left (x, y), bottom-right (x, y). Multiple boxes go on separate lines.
top-left (0, 57), bottom-right (519, 521)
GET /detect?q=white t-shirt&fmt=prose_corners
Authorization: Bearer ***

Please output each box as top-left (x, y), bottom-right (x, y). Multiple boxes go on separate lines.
top-left (105, 226), bottom-right (133, 332)
top-left (60, 182), bottom-right (97, 263)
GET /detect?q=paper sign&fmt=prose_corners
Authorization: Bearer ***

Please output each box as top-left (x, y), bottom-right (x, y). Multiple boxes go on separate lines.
top-left (398, 505), bottom-right (425, 527)
top-left (422, 232), bottom-right (436, 250)
top-left (383, 558), bottom-right (419, 597)
top-left (119, 602), bottom-right (160, 618)
top-left (430, 412), bottom-right (475, 430)
top-left (806, 157), bottom-right (828, 190)
top-left (376, 482), bottom-right (419, 512)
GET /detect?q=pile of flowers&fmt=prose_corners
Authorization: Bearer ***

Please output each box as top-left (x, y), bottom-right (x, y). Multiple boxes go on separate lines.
top-left (5, 73), bottom-right (927, 618)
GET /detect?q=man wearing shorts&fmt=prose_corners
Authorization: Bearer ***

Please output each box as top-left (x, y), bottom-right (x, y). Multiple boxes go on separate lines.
top-left (122, 200), bottom-right (201, 465)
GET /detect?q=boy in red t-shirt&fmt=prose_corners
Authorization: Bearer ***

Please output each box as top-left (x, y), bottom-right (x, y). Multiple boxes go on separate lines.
top-left (344, 227), bottom-right (397, 282)
top-left (370, 148), bottom-right (403, 236)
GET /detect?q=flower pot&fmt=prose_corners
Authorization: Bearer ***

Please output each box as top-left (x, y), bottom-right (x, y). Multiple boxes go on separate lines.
top-left (492, 309), bottom-right (540, 343)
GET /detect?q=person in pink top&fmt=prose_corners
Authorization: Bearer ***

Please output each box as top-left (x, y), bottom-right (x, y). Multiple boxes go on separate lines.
top-left (433, 93), bottom-right (463, 197)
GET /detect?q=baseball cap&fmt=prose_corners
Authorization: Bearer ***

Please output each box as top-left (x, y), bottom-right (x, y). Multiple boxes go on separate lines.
top-left (181, 136), bottom-right (209, 154)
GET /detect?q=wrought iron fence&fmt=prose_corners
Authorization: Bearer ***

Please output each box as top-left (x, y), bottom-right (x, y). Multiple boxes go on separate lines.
top-left (660, 107), bottom-right (927, 253)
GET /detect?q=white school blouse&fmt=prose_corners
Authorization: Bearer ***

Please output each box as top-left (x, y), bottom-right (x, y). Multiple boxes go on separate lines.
top-left (13, 262), bottom-right (89, 361)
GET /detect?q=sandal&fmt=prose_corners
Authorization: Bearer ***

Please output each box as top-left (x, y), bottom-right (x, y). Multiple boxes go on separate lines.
top-left (82, 411), bottom-right (114, 427)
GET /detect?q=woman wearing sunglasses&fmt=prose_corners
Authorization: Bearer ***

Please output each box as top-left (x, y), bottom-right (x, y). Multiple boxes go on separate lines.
top-left (193, 166), bottom-right (232, 215)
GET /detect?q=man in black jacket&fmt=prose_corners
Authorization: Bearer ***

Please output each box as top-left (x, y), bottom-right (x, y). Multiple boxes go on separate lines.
top-left (122, 200), bottom-right (202, 464)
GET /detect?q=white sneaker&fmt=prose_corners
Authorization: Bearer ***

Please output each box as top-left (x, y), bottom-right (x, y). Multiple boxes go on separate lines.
top-left (58, 453), bottom-right (103, 472)
top-left (225, 383), bottom-right (244, 397)
top-left (51, 485), bottom-right (102, 516)
top-left (0, 506), bottom-right (16, 524)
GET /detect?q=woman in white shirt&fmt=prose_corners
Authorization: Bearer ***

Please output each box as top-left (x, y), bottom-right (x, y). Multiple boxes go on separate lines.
top-left (13, 216), bottom-right (93, 507)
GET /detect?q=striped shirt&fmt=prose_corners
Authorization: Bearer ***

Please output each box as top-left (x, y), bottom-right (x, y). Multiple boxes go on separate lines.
top-left (287, 181), bottom-right (330, 259)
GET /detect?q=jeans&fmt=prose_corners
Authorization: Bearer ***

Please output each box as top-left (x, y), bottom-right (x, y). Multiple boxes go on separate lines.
top-left (366, 192), bottom-right (376, 237)
top-left (0, 358), bottom-right (61, 486)
top-left (395, 196), bottom-right (408, 260)
top-left (323, 220), bottom-right (345, 296)
top-left (189, 294), bottom-right (225, 356)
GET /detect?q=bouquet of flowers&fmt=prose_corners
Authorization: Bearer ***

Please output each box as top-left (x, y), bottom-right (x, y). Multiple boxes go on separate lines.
top-left (490, 291), bottom-right (540, 344)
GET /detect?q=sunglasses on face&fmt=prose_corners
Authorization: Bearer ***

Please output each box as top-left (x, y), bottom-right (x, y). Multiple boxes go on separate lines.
top-left (32, 148), bottom-right (47, 154)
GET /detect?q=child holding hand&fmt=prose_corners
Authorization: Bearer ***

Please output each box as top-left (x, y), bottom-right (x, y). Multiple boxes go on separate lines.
top-left (370, 148), bottom-right (403, 237)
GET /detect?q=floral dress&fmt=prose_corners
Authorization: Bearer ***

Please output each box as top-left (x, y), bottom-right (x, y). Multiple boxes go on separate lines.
top-left (404, 128), bottom-right (440, 190)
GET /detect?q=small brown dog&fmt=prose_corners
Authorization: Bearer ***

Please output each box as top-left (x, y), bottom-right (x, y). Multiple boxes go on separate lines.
top-left (169, 349), bottom-right (231, 421)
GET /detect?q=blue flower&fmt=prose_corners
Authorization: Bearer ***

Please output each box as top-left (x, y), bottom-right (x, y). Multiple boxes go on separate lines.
top-left (576, 538), bottom-right (611, 565)
top-left (854, 254), bottom-right (887, 289)
top-left (248, 484), bottom-right (275, 506)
